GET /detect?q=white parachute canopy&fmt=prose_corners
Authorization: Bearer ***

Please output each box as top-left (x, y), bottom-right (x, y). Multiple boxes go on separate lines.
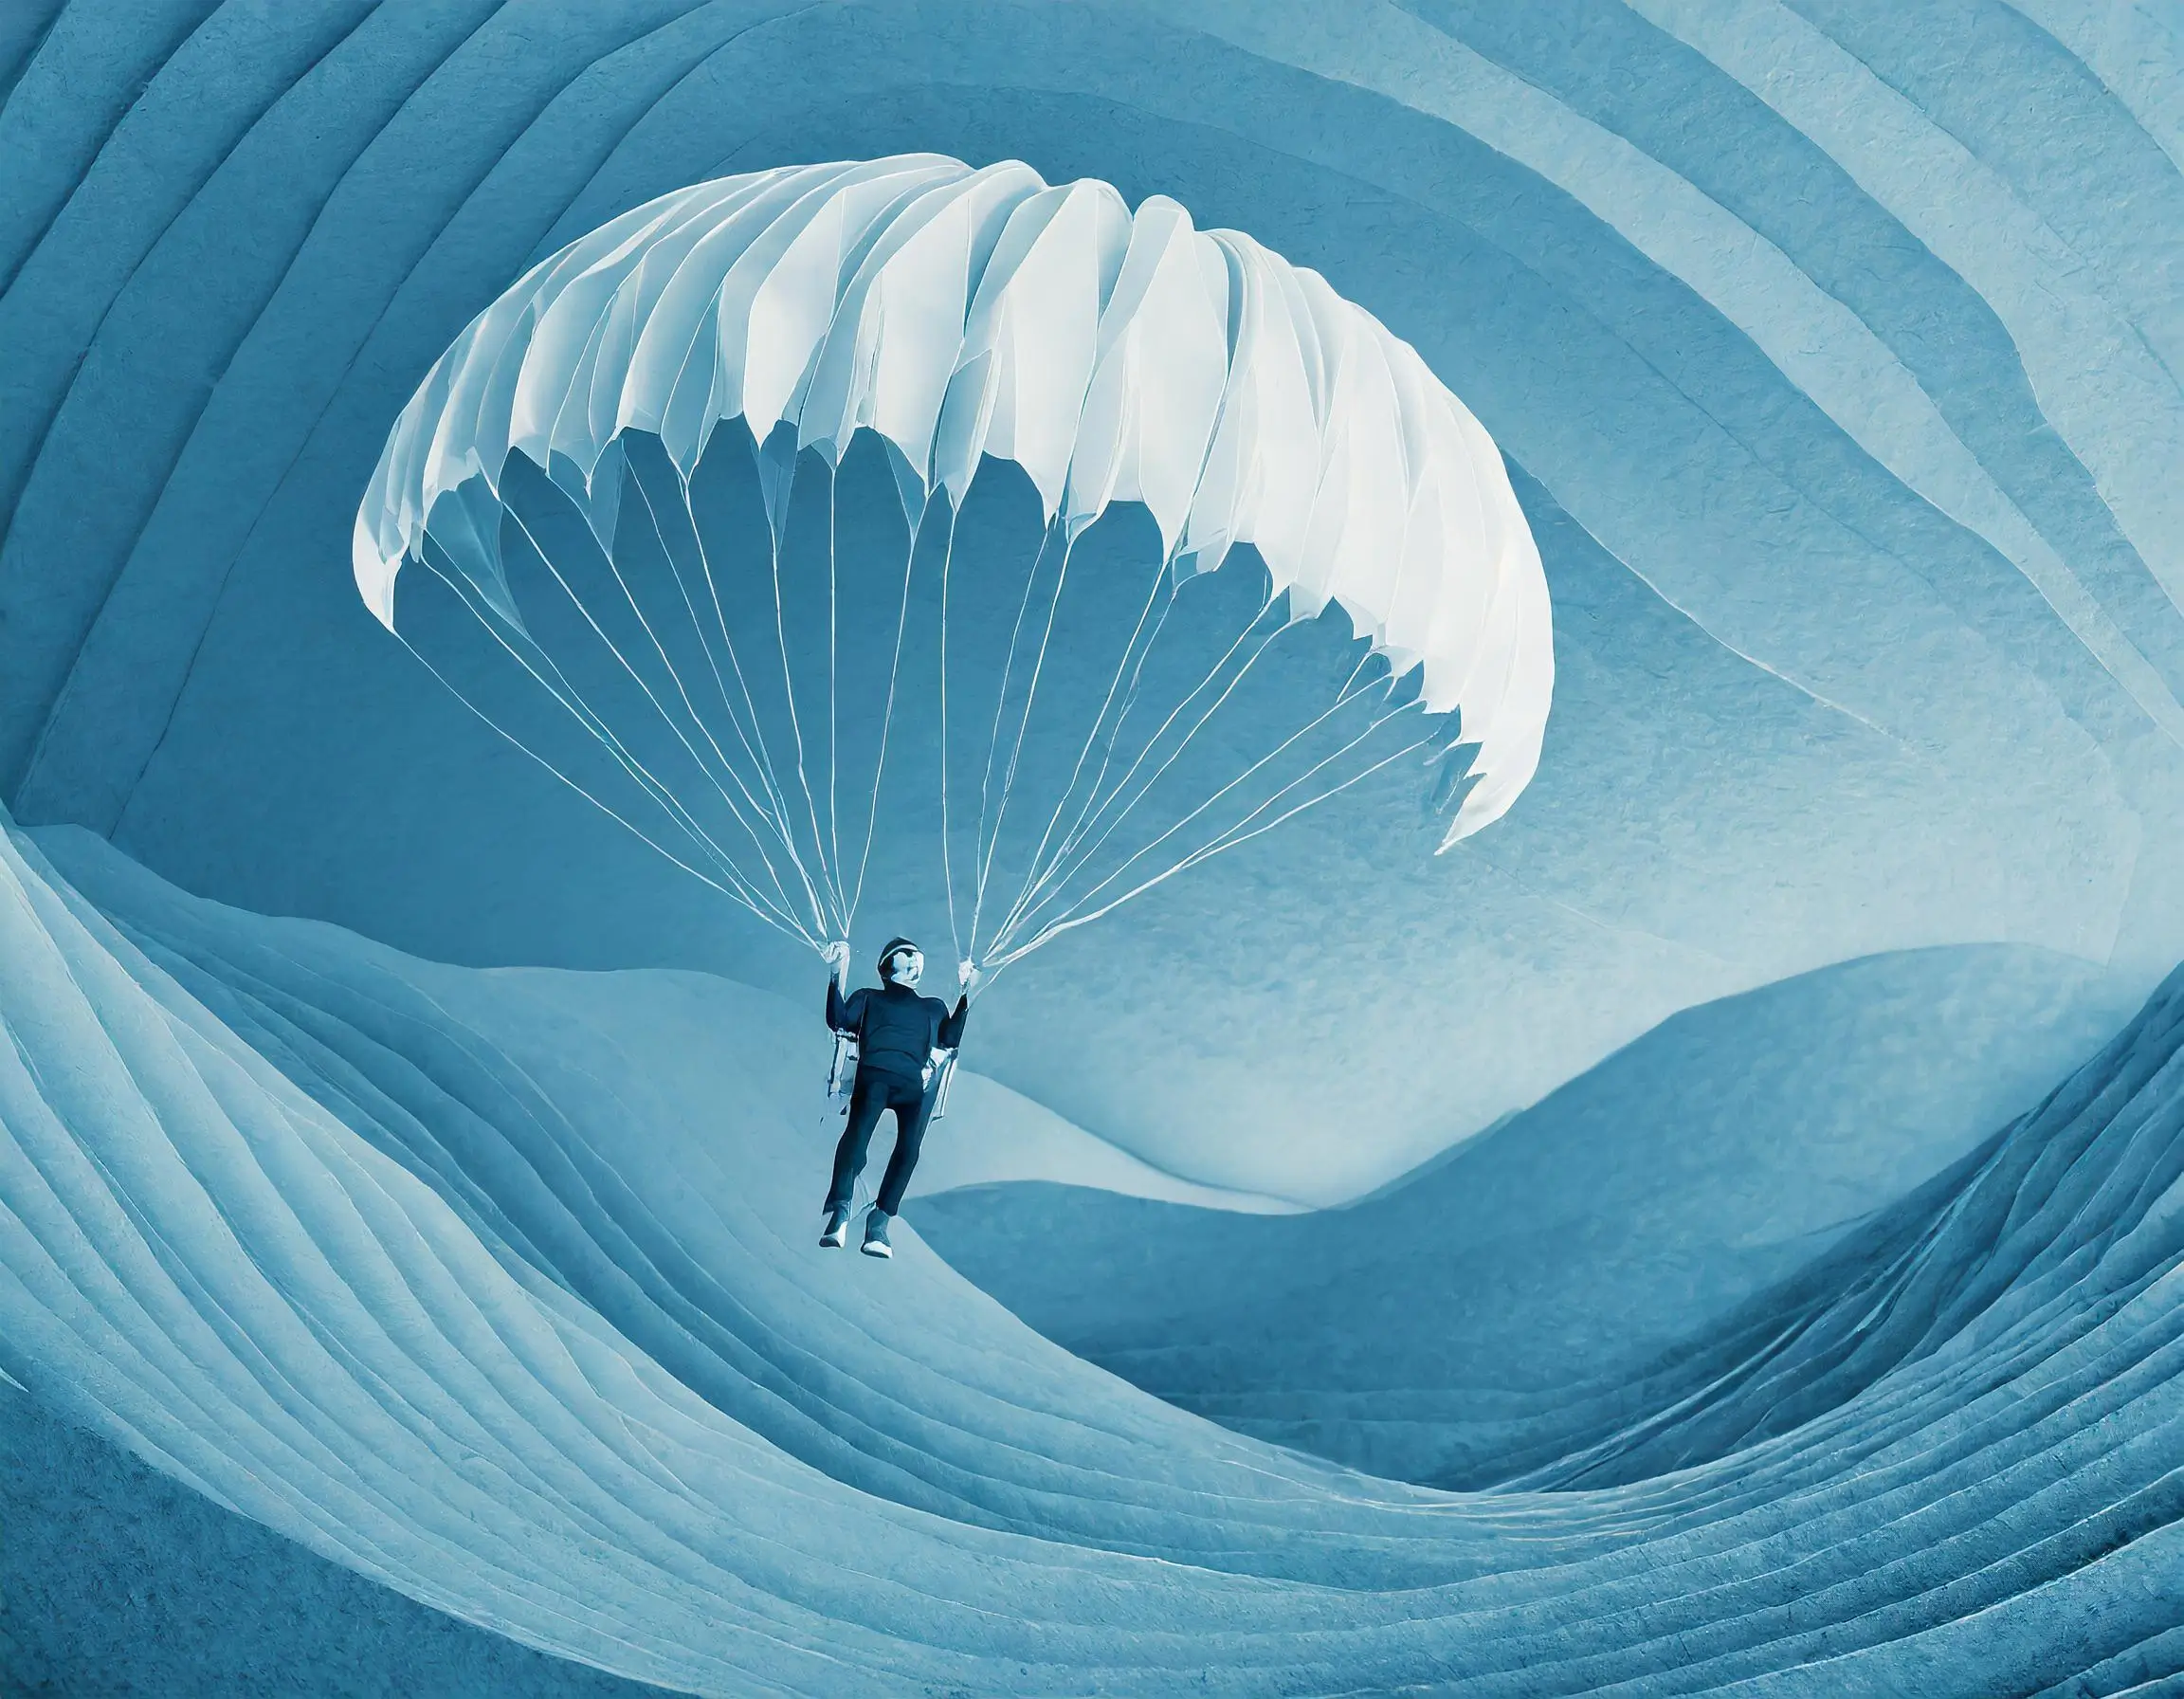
top-left (354, 155), bottom-right (1552, 972)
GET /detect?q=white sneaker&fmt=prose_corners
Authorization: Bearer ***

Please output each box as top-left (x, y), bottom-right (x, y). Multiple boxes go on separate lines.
top-left (861, 1211), bottom-right (894, 1258)
top-left (819, 1208), bottom-right (849, 1249)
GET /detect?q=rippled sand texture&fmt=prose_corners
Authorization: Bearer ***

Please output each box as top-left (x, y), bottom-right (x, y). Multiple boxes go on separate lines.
top-left (6, 820), bottom-right (2180, 1694)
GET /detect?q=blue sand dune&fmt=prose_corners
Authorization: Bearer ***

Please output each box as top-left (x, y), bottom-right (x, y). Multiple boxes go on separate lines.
top-left (910, 946), bottom-right (2137, 1486)
top-left (1, 1381), bottom-right (663, 1699)
top-left (7, 821), bottom-right (2183, 1695)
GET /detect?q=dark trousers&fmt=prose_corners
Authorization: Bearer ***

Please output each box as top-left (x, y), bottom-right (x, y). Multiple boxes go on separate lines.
top-left (827, 1067), bottom-right (933, 1215)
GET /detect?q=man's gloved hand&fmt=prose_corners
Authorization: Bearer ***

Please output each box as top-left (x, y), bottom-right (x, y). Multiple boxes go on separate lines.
top-left (822, 940), bottom-right (851, 974)
top-left (957, 959), bottom-right (981, 993)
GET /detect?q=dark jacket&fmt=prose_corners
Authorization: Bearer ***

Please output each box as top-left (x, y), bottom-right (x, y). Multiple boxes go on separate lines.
top-left (827, 977), bottom-right (969, 1081)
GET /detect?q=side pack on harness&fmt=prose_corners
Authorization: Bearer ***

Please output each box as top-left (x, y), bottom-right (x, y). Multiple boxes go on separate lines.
top-left (928, 1049), bottom-right (959, 1120)
top-left (827, 1030), bottom-right (859, 1110)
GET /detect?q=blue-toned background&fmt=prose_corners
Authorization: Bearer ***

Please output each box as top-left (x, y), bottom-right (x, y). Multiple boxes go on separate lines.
top-left (3, 4), bottom-right (2181, 1693)
top-left (8, 0), bottom-right (2178, 1200)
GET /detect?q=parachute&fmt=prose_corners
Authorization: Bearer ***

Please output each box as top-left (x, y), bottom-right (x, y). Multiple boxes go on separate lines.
top-left (353, 155), bottom-right (1552, 981)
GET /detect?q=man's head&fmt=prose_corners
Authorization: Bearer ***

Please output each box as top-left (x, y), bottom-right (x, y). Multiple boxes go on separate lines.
top-left (878, 938), bottom-right (924, 986)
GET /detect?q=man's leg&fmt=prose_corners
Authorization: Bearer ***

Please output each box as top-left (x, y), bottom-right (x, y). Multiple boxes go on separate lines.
top-left (871, 1082), bottom-right (936, 1215)
top-left (827, 1076), bottom-right (889, 1213)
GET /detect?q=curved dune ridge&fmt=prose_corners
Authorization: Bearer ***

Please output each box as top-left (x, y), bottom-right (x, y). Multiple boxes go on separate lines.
top-left (910, 944), bottom-right (2141, 1489)
top-left (5, 816), bottom-right (2182, 1695)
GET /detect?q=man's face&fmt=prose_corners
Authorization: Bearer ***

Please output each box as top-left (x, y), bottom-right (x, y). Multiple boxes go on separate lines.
top-left (887, 950), bottom-right (924, 986)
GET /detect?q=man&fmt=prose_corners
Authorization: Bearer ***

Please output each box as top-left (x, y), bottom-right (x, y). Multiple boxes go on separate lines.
top-left (820, 937), bottom-right (970, 1257)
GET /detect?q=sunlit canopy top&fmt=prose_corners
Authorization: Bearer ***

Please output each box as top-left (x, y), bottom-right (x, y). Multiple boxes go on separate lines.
top-left (354, 155), bottom-right (1552, 843)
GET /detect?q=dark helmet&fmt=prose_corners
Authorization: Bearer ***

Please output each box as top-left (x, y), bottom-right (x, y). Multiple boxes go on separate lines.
top-left (877, 937), bottom-right (921, 977)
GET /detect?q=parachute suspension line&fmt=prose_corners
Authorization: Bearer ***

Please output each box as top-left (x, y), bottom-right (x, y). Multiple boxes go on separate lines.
top-left (499, 499), bottom-right (770, 847)
top-left (393, 628), bottom-right (812, 941)
top-left (966, 518), bottom-right (1065, 958)
top-left (498, 500), bottom-right (832, 940)
top-left (999, 654), bottom-right (1406, 952)
top-left (990, 703), bottom-right (1440, 972)
top-left (987, 613), bottom-right (1267, 958)
top-left (827, 461), bottom-right (842, 897)
top-left (1002, 663), bottom-right (1410, 951)
top-left (508, 492), bottom-right (791, 868)
top-left (988, 631), bottom-right (1400, 962)
top-left (935, 506), bottom-right (966, 972)
top-left (991, 600), bottom-right (1292, 947)
top-left (846, 499), bottom-right (926, 926)
top-left (981, 549), bottom-right (1181, 955)
top-left (424, 536), bottom-right (815, 938)
top-left (761, 448), bottom-right (848, 938)
top-left (406, 546), bottom-right (814, 941)
top-left (992, 731), bottom-right (1436, 971)
top-left (1141, 691), bottom-right (1434, 882)
top-left (655, 449), bottom-right (845, 939)
top-left (620, 461), bottom-right (810, 850)
top-left (619, 467), bottom-right (839, 937)
top-left (968, 522), bottom-right (1083, 960)
top-left (659, 459), bottom-right (839, 930)
top-left (419, 533), bottom-right (770, 903)
top-left (1046, 597), bottom-right (1287, 868)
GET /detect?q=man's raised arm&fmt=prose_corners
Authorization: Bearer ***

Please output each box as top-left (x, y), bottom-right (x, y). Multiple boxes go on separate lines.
top-left (823, 941), bottom-right (856, 1032)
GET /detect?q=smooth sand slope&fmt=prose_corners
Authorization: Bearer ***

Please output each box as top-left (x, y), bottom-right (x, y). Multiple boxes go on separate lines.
top-left (912, 945), bottom-right (2135, 1486)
